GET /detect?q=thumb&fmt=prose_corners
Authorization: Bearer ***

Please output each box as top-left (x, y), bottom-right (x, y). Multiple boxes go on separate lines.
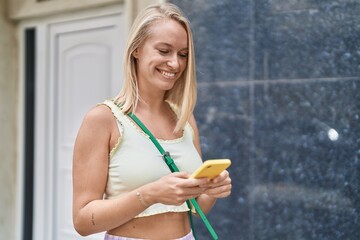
top-left (171, 171), bottom-right (190, 178)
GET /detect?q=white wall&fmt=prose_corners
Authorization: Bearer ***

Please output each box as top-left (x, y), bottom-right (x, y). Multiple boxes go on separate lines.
top-left (0, 0), bottom-right (18, 239)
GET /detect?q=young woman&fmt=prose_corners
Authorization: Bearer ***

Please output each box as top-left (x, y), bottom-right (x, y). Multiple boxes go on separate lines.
top-left (72, 3), bottom-right (232, 240)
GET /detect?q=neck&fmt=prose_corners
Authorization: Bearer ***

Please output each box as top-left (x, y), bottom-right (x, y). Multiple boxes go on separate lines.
top-left (136, 82), bottom-right (168, 114)
top-left (134, 90), bottom-right (169, 115)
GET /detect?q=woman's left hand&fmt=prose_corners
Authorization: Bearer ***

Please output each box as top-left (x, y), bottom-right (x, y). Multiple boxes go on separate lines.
top-left (201, 170), bottom-right (232, 198)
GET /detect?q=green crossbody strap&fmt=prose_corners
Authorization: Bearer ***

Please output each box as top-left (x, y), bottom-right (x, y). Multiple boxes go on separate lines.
top-left (128, 113), bottom-right (218, 240)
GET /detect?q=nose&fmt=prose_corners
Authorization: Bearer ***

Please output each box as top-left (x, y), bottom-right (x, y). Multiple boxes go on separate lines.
top-left (167, 54), bottom-right (180, 69)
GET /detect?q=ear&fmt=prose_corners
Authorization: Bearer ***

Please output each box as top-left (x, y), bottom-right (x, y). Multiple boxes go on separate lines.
top-left (133, 48), bottom-right (140, 59)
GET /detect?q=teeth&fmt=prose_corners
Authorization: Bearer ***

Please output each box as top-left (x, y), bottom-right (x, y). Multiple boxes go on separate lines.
top-left (161, 70), bottom-right (175, 78)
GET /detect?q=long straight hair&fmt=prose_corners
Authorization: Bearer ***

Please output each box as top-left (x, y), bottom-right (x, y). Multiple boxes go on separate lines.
top-left (115, 3), bottom-right (197, 133)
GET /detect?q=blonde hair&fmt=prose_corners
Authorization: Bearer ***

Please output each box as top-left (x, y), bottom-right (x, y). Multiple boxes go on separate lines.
top-left (115, 3), bottom-right (197, 133)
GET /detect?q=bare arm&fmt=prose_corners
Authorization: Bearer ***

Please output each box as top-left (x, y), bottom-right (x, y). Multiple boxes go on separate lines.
top-left (72, 105), bottom-right (148, 236)
top-left (72, 106), bottom-right (209, 236)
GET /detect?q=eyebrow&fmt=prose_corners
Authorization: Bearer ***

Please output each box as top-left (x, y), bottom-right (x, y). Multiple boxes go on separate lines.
top-left (155, 42), bottom-right (188, 51)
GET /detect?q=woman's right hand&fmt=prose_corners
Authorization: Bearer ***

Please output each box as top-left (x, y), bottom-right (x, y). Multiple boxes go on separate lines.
top-left (140, 172), bottom-right (210, 206)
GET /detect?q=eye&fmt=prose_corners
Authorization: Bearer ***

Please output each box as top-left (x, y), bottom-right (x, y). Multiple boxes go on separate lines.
top-left (158, 49), bottom-right (170, 55)
top-left (179, 52), bottom-right (188, 58)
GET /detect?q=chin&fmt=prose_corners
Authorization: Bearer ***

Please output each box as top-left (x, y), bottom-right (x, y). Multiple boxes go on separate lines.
top-left (158, 79), bottom-right (177, 91)
top-left (162, 84), bottom-right (176, 91)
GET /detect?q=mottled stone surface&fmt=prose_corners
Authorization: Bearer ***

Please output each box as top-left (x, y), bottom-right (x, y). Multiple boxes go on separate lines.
top-left (254, 0), bottom-right (360, 80)
top-left (172, 0), bottom-right (360, 239)
top-left (251, 80), bottom-right (360, 240)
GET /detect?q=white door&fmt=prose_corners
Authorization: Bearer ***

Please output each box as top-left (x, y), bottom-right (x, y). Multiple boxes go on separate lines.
top-left (33, 7), bottom-right (126, 240)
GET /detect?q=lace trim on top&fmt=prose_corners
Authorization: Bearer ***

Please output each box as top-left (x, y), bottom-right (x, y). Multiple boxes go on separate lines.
top-left (98, 101), bottom-right (124, 158)
top-left (109, 99), bottom-right (188, 144)
top-left (101, 99), bottom-right (196, 156)
top-left (135, 202), bottom-right (189, 218)
top-left (101, 100), bottom-right (200, 218)
top-left (125, 114), bottom-right (187, 143)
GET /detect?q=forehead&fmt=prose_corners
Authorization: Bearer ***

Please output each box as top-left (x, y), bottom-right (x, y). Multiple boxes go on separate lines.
top-left (146, 19), bottom-right (188, 48)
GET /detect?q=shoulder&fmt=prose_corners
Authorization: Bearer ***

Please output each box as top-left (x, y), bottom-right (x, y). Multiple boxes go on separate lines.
top-left (187, 113), bottom-right (202, 156)
top-left (79, 104), bottom-right (116, 137)
top-left (74, 104), bottom-right (116, 156)
top-left (187, 113), bottom-right (200, 141)
top-left (84, 104), bottom-right (114, 126)
top-left (188, 114), bottom-right (198, 133)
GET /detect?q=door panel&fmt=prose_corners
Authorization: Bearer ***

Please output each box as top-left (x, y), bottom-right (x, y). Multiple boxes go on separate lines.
top-left (54, 14), bottom-right (124, 240)
top-left (33, 9), bottom-right (125, 240)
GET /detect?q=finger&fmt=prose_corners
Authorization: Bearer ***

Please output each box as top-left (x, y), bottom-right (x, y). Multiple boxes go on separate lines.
top-left (171, 172), bottom-right (190, 178)
top-left (182, 177), bottom-right (210, 187)
top-left (202, 177), bottom-right (231, 188)
top-left (211, 170), bottom-right (229, 183)
top-left (204, 183), bottom-right (232, 196)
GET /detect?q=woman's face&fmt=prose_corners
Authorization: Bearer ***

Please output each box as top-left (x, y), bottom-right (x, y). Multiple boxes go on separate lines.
top-left (133, 19), bottom-right (188, 94)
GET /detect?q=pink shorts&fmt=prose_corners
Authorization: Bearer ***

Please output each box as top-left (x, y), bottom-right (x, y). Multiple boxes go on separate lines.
top-left (104, 231), bottom-right (195, 240)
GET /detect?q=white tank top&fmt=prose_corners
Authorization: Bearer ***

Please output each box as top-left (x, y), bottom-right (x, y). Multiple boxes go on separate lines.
top-left (102, 100), bottom-right (203, 217)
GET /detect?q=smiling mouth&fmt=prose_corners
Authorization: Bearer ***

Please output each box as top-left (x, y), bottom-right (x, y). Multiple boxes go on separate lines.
top-left (160, 70), bottom-right (176, 79)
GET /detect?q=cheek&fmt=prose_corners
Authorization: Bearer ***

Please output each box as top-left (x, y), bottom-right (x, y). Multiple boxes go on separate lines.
top-left (180, 59), bottom-right (188, 71)
top-left (149, 56), bottom-right (164, 67)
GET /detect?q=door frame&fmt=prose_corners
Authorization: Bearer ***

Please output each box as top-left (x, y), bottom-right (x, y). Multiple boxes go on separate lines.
top-left (16, 3), bottom-right (131, 240)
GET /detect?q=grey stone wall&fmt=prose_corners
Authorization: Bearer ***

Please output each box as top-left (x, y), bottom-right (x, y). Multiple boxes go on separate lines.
top-left (171, 0), bottom-right (360, 239)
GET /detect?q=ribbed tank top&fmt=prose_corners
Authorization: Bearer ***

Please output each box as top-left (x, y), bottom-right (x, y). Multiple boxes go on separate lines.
top-left (102, 100), bottom-right (203, 217)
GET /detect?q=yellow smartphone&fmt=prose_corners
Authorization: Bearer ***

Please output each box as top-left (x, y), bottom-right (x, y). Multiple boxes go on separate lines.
top-left (190, 159), bottom-right (231, 179)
